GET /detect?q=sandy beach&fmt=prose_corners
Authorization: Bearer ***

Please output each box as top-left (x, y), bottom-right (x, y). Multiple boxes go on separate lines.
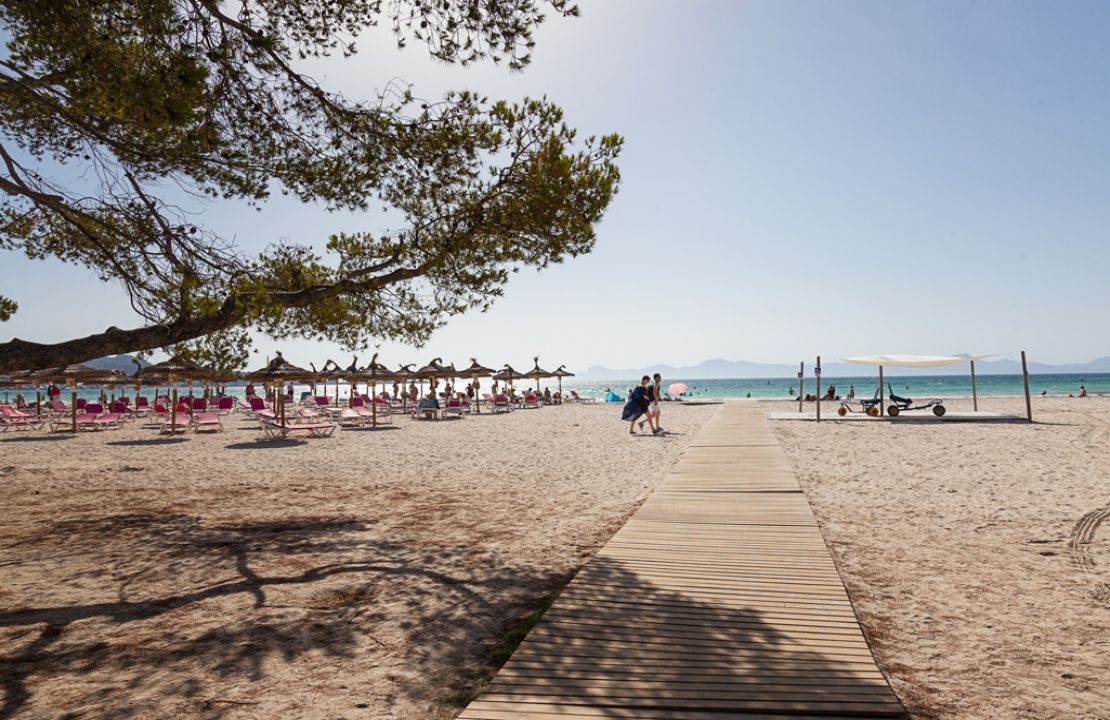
top-left (769, 395), bottom-right (1110, 720)
top-left (0, 402), bottom-right (715, 719)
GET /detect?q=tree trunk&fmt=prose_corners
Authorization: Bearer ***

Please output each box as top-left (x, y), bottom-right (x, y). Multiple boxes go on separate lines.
top-left (0, 314), bottom-right (241, 371)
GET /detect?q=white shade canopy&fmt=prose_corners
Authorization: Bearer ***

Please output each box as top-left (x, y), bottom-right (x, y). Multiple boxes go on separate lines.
top-left (841, 354), bottom-right (995, 368)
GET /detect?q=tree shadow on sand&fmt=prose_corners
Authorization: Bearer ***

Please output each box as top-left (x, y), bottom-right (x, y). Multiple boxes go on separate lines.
top-left (0, 513), bottom-right (570, 719)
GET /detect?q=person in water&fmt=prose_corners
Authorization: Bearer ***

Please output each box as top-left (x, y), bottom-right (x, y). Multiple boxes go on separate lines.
top-left (623, 376), bottom-right (656, 435)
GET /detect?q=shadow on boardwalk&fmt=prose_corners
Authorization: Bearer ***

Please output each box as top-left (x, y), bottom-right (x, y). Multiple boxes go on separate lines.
top-left (462, 553), bottom-right (909, 718)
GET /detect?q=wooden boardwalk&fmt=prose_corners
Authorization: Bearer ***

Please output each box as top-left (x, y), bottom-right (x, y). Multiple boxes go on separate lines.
top-left (459, 401), bottom-right (907, 720)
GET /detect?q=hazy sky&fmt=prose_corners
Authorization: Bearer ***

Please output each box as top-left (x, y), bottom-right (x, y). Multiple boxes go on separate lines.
top-left (4, 0), bottom-right (1110, 371)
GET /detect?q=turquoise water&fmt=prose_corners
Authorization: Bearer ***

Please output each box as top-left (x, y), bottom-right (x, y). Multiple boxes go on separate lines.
top-left (4, 373), bottom-right (1107, 405)
top-left (560, 373), bottom-right (1110, 401)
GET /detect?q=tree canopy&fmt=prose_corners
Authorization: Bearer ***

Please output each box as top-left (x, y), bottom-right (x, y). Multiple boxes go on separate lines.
top-left (0, 0), bottom-right (622, 371)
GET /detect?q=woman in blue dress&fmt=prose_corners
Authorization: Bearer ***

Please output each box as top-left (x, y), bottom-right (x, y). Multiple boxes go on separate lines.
top-left (622, 375), bottom-right (653, 435)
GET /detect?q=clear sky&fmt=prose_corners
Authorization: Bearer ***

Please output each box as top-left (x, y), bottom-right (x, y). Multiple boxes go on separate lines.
top-left (3, 0), bottom-right (1110, 371)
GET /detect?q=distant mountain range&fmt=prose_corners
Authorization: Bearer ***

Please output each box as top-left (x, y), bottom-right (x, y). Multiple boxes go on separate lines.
top-left (575, 356), bottom-right (1110, 380)
top-left (86, 354), bottom-right (150, 374)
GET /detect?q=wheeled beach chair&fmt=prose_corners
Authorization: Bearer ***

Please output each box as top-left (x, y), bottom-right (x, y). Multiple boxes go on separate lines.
top-left (885, 383), bottom-right (946, 417)
top-left (837, 389), bottom-right (883, 417)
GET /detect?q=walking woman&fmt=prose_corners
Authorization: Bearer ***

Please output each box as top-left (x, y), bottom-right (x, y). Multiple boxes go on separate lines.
top-left (623, 375), bottom-right (653, 435)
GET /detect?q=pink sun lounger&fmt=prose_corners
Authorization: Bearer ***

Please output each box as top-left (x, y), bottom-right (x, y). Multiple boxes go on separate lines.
top-left (0, 405), bottom-right (45, 431)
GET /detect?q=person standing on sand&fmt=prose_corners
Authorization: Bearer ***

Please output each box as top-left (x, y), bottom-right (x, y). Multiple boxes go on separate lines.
top-left (392, 380), bottom-right (399, 400)
top-left (407, 382), bottom-right (418, 403)
top-left (623, 375), bottom-right (657, 435)
top-left (641, 373), bottom-right (663, 433)
top-left (848, 385), bottom-right (855, 400)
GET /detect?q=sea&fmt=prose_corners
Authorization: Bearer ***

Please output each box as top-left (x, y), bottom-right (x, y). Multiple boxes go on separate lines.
top-left (6, 372), bottom-right (1107, 405)
top-left (562, 373), bottom-right (1110, 401)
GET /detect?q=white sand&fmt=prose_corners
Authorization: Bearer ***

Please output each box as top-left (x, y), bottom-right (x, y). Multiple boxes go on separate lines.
top-left (769, 395), bottom-right (1110, 719)
top-left (0, 401), bottom-right (715, 719)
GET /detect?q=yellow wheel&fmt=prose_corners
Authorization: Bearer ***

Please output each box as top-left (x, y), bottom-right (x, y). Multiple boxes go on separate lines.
top-left (837, 406), bottom-right (848, 416)
top-left (887, 405), bottom-right (900, 417)
top-left (866, 406), bottom-right (879, 417)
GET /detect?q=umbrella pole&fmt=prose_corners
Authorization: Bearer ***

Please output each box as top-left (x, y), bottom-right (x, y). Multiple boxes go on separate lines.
top-left (475, 375), bottom-right (480, 413)
top-left (35, 387), bottom-right (41, 417)
top-left (372, 381), bottom-right (377, 426)
top-left (70, 382), bottom-right (77, 433)
top-left (171, 386), bottom-right (178, 434)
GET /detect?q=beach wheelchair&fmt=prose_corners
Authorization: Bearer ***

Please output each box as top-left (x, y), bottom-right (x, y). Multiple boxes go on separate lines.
top-left (837, 389), bottom-right (883, 417)
top-left (885, 383), bottom-right (946, 417)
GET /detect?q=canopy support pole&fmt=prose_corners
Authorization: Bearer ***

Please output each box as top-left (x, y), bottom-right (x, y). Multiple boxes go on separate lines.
top-left (815, 356), bottom-right (821, 423)
top-left (879, 366), bottom-right (885, 418)
top-left (797, 362), bottom-right (804, 413)
top-left (970, 360), bottom-right (979, 412)
top-left (1021, 351), bottom-right (1033, 422)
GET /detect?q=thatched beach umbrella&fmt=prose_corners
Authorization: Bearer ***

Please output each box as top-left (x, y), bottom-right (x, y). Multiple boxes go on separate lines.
top-left (244, 352), bottom-right (314, 426)
top-left (136, 357), bottom-right (217, 434)
top-left (461, 358), bottom-right (497, 413)
top-left (414, 358), bottom-right (453, 399)
top-left (313, 359), bottom-right (348, 407)
top-left (524, 357), bottom-right (554, 395)
top-left (29, 365), bottom-right (127, 432)
top-left (394, 364), bottom-right (415, 408)
top-left (359, 352), bottom-right (401, 425)
top-left (493, 364), bottom-right (526, 392)
top-left (551, 365), bottom-right (575, 402)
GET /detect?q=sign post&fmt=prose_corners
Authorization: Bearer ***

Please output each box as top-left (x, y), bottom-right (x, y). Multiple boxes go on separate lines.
top-left (815, 357), bottom-right (822, 423)
top-left (1021, 351), bottom-right (1033, 423)
top-left (797, 362), bottom-right (804, 413)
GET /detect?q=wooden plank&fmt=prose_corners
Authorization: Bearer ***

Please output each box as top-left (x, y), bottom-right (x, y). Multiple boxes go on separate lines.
top-left (459, 402), bottom-right (906, 720)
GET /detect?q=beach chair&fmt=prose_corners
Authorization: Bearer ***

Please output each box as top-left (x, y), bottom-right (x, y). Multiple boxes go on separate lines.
top-left (48, 400), bottom-right (69, 414)
top-left (245, 397), bottom-right (269, 418)
top-left (490, 394), bottom-right (512, 413)
top-left (93, 412), bottom-right (125, 430)
top-left (50, 412), bottom-right (98, 432)
top-left (215, 397), bottom-right (235, 415)
top-left (194, 411), bottom-right (223, 433)
top-left (522, 394), bottom-right (540, 409)
top-left (414, 398), bottom-right (440, 420)
top-left (133, 396), bottom-right (151, 417)
top-left (75, 398), bottom-right (87, 411)
top-left (258, 413), bottom-right (337, 439)
top-left (442, 398), bottom-right (466, 419)
top-left (160, 411), bottom-right (192, 434)
top-left (336, 408), bottom-right (368, 428)
top-left (84, 402), bottom-right (103, 415)
top-left (191, 398), bottom-right (207, 412)
top-left (235, 397), bottom-right (254, 413)
top-left (0, 405), bottom-right (45, 431)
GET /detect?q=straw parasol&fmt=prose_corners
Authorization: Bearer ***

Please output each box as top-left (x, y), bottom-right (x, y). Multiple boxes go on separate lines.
top-left (313, 359), bottom-right (349, 407)
top-left (413, 358), bottom-right (454, 399)
top-left (493, 364), bottom-right (526, 392)
top-left (551, 365), bottom-right (575, 402)
top-left (394, 364), bottom-right (415, 407)
top-left (136, 357), bottom-right (217, 434)
top-left (461, 358), bottom-right (497, 413)
top-left (29, 364), bottom-right (128, 432)
top-left (244, 352), bottom-right (315, 426)
top-left (524, 356), bottom-right (554, 395)
top-left (358, 352), bottom-right (403, 425)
